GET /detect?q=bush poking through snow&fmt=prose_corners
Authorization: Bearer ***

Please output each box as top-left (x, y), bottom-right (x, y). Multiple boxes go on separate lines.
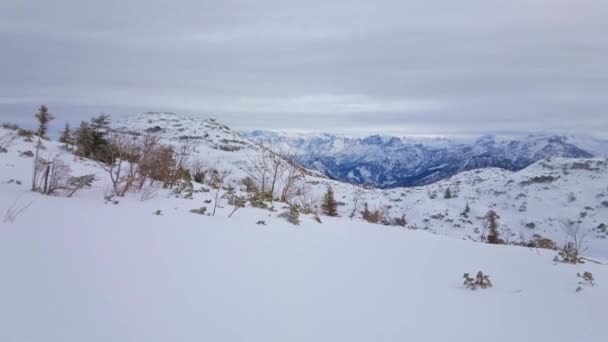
top-left (279, 205), bottom-right (300, 225)
top-left (391, 214), bottom-right (407, 227)
top-left (463, 271), bottom-right (493, 290)
top-left (554, 220), bottom-right (587, 264)
top-left (190, 207), bottom-right (207, 215)
top-left (526, 234), bottom-right (558, 250)
top-left (361, 203), bottom-right (387, 224)
top-left (66, 174), bottom-right (95, 197)
top-left (228, 195), bottom-right (246, 218)
top-left (577, 271), bottom-right (596, 287)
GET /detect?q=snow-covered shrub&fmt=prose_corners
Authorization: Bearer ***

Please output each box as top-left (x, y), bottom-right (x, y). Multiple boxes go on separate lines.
top-left (241, 176), bottom-right (258, 193)
top-left (520, 175), bottom-right (560, 186)
top-left (526, 234), bottom-right (557, 250)
top-left (554, 220), bottom-right (587, 264)
top-left (17, 128), bottom-right (35, 141)
top-left (577, 272), bottom-right (596, 287)
top-left (256, 220), bottom-right (266, 225)
top-left (19, 150), bottom-right (34, 158)
top-left (0, 131), bottom-right (17, 152)
top-left (554, 243), bottom-right (584, 264)
top-left (391, 214), bottom-right (407, 227)
top-left (190, 207), bottom-right (207, 215)
top-left (361, 203), bottom-right (386, 224)
top-left (249, 193), bottom-right (271, 209)
top-left (1, 122), bottom-right (19, 130)
top-left (279, 205), bottom-right (300, 225)
top-left (228, 195), bottom-right (246, 218)
top-left (463, 271), bottom-right (492, 290)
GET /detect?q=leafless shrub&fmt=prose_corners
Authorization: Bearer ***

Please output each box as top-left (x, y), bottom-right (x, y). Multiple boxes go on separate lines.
top-left (3, 199), bottom-right (33, 223)
top-left (247, 146), bottom-right (303, 202)
top-left (554, 220), bottom-right (587, 264)
top-left (228, 194), bottom-right (246, 218)
top-left (0, 131), bottom-right (17, 152)
top-left (361, 202), bottom-right (387, 224)
top-left (95, 133), bottom-right (140, 196)
top-left (138, 180), bottom-right (160, 201)
top-left (293, 184), bottom-right (316, 214)
top-left (209, 168), bottom-right (231, 216)
top-left (190, 159), bottom-right (205, 184)
top-left (349, 188), bottom-right (364, 220)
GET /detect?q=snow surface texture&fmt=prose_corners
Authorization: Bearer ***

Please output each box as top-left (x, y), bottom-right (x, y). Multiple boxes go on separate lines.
top-left (1, 115), bottom-right (608, 342)
top-left (245, 130), bottom-right (608, 188)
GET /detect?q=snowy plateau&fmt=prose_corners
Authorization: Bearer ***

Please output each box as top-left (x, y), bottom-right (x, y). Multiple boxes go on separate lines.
top-left (1, 111), bottom-right (607, 342)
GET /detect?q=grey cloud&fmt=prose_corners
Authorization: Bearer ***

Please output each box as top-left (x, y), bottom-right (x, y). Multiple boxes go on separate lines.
top-left (1, 0), bottom-right (607, 137)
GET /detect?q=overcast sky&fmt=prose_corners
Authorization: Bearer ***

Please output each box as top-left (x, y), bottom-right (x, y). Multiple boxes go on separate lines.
top-left (1, 0), bottom-right (607, 137)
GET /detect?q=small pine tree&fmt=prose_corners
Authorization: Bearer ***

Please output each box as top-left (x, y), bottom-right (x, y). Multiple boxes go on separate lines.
top-left (34, 105), bottom-right (54, 139)
top-left (444, 187), bottom-right (452, 199)
top-left (321, 186), bottom-right (338, 216)
top-left (461, 202), bottom-right (470, 218)
top-left (58, 123), bottom-right (73, 147)
top-left (485, 210), bottom-right (502, 244)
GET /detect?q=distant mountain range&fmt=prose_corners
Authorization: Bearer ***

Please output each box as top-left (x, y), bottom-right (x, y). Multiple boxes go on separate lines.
top-left (244, 131), bottom-right (608, 188)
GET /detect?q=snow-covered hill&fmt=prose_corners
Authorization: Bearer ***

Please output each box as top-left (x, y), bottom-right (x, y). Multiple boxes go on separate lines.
top-left (1, 115), bottom-right (608, 341)
top-left (112, 112), bottom-right (262, 179)
top-left (245, 130), bottom-right (606, 188)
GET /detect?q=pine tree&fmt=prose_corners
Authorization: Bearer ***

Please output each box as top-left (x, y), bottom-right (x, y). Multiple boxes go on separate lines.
top-left (461, 202), bottom-right (470, 218)
top-left (74, 114), bottom-right (110, 161)
top-left (32, 105), bottom-right (53, 191)
top-left (58, 123), bottom-right (72, 147)
top-left (34, 105), bottom-right (53, 139)
top-left (444, 187), bottom-right (452, 199)
top-left (321, 186), bottom-right (338, 216)
top-left (485, 210), bottom-right (502, 244)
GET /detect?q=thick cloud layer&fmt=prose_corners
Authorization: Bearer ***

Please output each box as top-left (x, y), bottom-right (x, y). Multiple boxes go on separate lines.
top-left (1, 0), bottom-right (607, 136)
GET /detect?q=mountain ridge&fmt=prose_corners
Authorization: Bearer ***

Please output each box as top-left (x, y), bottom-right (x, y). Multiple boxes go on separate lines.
top-left (244, 130), bottom-right (606, 188)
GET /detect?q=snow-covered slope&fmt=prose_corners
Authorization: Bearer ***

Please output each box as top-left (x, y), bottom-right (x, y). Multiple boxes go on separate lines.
top-left (245, 131), bottom-right (604, 188)
top-left (112, 112), bottom-right (263, 179)
top-left (1, 130), bottom-right (607, 342)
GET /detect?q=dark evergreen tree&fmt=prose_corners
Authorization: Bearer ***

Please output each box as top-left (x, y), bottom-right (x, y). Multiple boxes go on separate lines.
top-left (34, 105), bottom-right (54, 139)
top-left (485, 210), bottom-right (502, 244)
top-left (74, 114), bottom-right (111, 162)
top-left (58, 123), bottom-right (73, 147)
top-left (321, 186), bottom-right (338, 216)
top-left (444, 187), bottom-right (452, 199)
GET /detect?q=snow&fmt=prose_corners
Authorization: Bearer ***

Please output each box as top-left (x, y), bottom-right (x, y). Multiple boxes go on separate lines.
top-left (1, 117), bottom-right (608, 342)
